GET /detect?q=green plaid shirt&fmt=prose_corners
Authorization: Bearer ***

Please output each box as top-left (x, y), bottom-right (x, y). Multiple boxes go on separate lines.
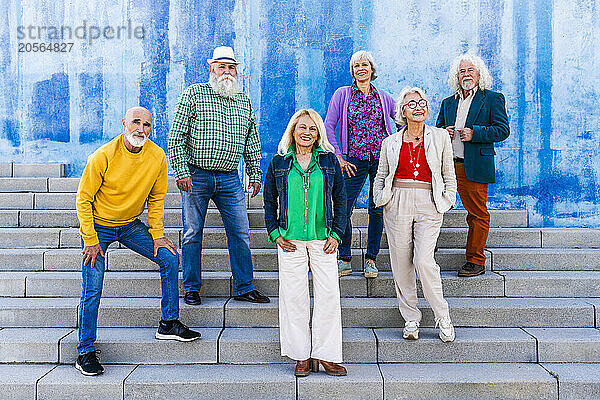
top-left (168, 83), bottom-right (262, 183)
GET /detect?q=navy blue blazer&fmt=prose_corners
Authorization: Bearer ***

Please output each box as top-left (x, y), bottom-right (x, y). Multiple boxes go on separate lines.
top-left (436, 89), bottom-right (510, 183)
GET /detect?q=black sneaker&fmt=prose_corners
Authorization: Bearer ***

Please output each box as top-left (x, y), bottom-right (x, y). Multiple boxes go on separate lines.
top-left (183, 291), bottom-right (201, 305)
top-left (458, 262), bottom-right (485, 277)
top-left (75, 350), bottom-right (104, 376)
top-left (155, 320), bottom-right (201, 342)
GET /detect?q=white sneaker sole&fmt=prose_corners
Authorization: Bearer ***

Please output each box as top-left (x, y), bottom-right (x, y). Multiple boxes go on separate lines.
top-left (155, 332), bottom-right (200, 342)
top-left (403, 330), bottom-right (419, 340)
top-left (364, 271), bottom-right (378, 278)
top-left (338, 269), bottom-right (353, 277)
top-left (75, 361), bottom-right (103, 376)
top-left (439, 332), bottom-right (455, 343)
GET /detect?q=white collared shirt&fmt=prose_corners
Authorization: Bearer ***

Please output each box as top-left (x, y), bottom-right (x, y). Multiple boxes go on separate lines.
top-left (452, 87), bottom-right (477, 158)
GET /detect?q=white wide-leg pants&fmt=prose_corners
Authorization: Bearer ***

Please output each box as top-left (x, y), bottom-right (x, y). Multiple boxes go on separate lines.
top-left (383, 187), bottom-right (450, 323)
top-left (278, 239), bottom-right (343, 363)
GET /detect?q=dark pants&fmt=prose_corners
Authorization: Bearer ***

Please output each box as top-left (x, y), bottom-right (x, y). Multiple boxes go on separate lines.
top-left (338, 156), bottom-right (384, 262)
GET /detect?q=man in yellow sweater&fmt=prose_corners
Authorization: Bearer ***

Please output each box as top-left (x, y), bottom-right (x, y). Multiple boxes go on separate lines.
top-left (75, 106), bottom-right (200, 376)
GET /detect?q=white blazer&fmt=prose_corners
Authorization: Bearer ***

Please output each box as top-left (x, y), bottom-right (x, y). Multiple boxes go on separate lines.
top-left (373, 125), bottom-right (457, 213)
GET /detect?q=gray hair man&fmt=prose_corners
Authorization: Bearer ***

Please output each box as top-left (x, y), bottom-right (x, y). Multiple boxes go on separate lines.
top-left (436, 53), bottom-right (510, 277)
top-left (75, 106), bottom-right (200, 376)
top-left (168, 46), bottom-right (270, 305)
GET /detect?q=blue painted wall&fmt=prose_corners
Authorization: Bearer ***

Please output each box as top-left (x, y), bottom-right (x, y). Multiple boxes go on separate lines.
top-left (1, 0), bottom-right (599, 226)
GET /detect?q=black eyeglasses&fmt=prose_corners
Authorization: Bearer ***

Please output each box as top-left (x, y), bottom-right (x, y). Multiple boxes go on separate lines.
top-left (403, 99), bottom-right (427, 109)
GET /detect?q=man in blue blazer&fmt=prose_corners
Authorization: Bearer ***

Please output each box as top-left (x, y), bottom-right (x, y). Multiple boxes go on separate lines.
top-left (436, 53), bottom-right (510, 277)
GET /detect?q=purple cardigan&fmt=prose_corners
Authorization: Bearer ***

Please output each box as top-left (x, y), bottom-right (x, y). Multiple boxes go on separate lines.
top-left (324, 85), bottom-right (397, 155)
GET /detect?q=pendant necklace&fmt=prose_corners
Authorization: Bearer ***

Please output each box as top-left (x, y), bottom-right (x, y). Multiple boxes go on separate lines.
top-left (405, 132), bottom-right (422, 178)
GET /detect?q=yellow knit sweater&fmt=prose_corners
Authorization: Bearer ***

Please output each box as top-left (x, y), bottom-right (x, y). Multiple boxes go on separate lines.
top-left (76, 134), bottom-right (168, 246)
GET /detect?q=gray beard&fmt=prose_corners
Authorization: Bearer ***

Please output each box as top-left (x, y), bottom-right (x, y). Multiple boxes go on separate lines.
top-left (460, 81), bottom-right (476, 91)
top-left (125, 131), bottom-right (148, 148)
top-left (209, 73), bottom-right (239, 98)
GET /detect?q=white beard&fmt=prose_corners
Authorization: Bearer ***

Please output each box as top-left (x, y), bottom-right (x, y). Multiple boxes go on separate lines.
top-left (209, 73), bottom-right (239, 98)
top-left (125, 131), bottom-right (148, 148)
top-left (460, 80), bottom-right (477, 91)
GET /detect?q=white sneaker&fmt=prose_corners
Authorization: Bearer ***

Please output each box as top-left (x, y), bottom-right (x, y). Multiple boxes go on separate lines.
top-left (403, 320), bottom-right (419, 340)
top-left (436, 316), bottom-right (455, 343)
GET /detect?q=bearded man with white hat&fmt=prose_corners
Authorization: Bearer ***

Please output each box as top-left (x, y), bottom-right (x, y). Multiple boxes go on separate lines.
top-left (168, 46), bottom-right (269, 305)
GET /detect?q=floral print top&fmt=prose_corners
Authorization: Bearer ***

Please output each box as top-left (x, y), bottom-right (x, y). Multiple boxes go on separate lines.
top-left (347, 83), bottom-right (387, 160)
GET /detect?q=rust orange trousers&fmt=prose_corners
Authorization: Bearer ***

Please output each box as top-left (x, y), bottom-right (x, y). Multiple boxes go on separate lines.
top-left (454, 162), bottom-right (490, 266)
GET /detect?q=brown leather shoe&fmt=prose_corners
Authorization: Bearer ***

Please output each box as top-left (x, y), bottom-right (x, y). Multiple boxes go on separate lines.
top-left (310, 358), bottom-right (347, 376)
top-left (295, 359), bottom-right (311, 377)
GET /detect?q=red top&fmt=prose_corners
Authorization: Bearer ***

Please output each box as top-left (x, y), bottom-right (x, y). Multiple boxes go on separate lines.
top-left (394, 141), bottom-right (432, 183)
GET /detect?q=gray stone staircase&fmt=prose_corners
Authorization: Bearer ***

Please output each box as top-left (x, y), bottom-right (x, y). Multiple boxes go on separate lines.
top-left (0, 163), bottom-right (599, 399)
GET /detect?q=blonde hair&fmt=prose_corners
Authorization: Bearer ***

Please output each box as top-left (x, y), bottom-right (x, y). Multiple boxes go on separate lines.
top-left (447, 52), bottom-right (493, 92)
top-left (394, 87), bottom-right (432, 125)
top-left (349, 50), bottom-right (378, 81)
top-left (277, 109), bottom-right (335, 156)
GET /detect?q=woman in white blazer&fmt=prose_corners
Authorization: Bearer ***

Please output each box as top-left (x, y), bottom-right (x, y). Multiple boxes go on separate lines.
top-left (373, 86), bottom-right (457, 342)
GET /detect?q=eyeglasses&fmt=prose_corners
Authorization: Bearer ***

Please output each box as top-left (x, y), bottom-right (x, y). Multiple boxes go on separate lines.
top-left (403, 99), bottom-right (428, 109)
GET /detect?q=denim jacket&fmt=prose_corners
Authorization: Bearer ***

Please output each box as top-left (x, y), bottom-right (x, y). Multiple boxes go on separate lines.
top-left (264, 150), bottom-right (347, 240)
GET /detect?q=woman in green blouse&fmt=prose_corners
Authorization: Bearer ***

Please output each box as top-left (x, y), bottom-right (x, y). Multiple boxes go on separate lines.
top-left (264, 109), bottom-right (348, 377)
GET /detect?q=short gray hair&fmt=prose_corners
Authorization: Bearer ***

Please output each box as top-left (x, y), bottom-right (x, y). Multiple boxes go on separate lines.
top-left (448, 53), bottom-right (493, 92)
top-left (394, 87), bottom-right (432, 126)
top-left (349, 50), bottom-right (378, 81)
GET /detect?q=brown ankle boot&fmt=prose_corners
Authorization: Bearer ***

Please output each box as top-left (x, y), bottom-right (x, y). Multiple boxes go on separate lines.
top-left (311, 359), bottom-right (347, 376)
top-left (295, 359), bottom-right (311, 377)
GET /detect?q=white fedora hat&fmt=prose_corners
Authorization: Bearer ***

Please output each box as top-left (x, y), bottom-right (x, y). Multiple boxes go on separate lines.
top-left (207, 46), bottom-right (241, 65)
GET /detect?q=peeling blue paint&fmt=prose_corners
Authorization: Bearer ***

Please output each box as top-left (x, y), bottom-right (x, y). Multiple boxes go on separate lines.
top-left (79, 73), bottom-right (104, 143)
top-left (139, 0), bottom-right (171, 151)
top-left (29, 73), bottom-right (70, 142)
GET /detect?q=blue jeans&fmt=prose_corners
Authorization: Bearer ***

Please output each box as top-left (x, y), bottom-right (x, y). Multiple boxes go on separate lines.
top-left (181, 166), bottom-right (255, 296)
top-left (77, 219), bottom-right (180, 355)
top-left (338, 156), bottom-right (384, 262)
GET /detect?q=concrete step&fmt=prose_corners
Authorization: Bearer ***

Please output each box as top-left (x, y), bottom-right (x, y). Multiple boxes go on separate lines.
top-left (124, 364), bottom-right (298, 399)
top-left (0, 193), bottom-right (34, 209)
top-left (0, 177), bottom-right (48, 192)
top-left (4, 327), bottom-right (576, 365)
top-left (58, 327), bottom-right (222, 365)
top-left (0, 163), bottom-right (11, 177)
top-left (125, 363), bottom-right (555, 400)
top-left (5, 269), bottom-right (600, 300)
top-left (499, 271), bottom-right (600, 297)
top-left (0, 364), bottom-right (56, 399)
top-left (3, 163), bottom-right (66, 177)
top-left (0, 247), bottom-right (482, 272)
top-left (375, 327), bottom-right (536, 363)
top-left (54, 327), bottom-right (374, 365)
top-left (490, 248), bottom-right (600, 270)
top-left (11, 207), bottom-right (536, 236)
top-left (250, 193), bottom-right (529, 226)
top-left (1, 296), bottom-right (595, 329)
top-left (0, 270), bottom-right (508, 299)
top-left (541, 228), bottom-right (600, 248)
top-left (2, 246), bottom-right (600, 275)
top-left (524, 328), bottom-right (600, 363)
top-left (224, 297), bottom-right (595, 329)
top-left (0, 328), bottom-right (72, 363)
top-left (542, 363), bottom-right (600, 400)
top-left (0, 297), bottom-right (227, 328)
top-left (0, 271), bottom-right (231, 298)
top-left (379, 363), bottom-right (556, 400)
top-left (38, 364), bottom-right (136, 400)
top-left (0, 362), bottom-right (565, 400)
top-left (0, 210), bottom-right (18, 227)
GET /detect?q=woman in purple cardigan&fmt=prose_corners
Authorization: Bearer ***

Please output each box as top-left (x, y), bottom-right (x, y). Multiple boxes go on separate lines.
top-left (324, 50), bottom-right (397, 279)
